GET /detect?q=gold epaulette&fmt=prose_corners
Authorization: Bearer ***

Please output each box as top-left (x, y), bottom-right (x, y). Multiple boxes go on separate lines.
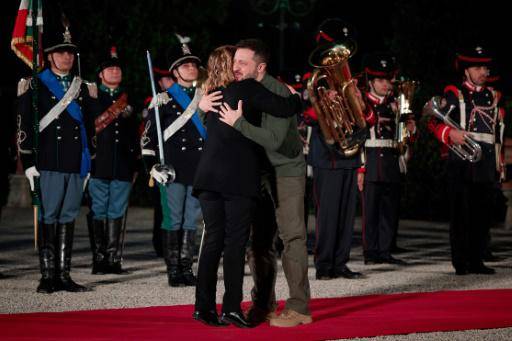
top-left (17, 77), bottom-right (32, 97)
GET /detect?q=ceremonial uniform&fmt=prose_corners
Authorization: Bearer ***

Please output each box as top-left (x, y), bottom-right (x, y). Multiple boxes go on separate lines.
top-left (17, 22), bottom-right (93, 293)
top-left (141, 37), bottom-right (203, 286)
top-left (144, 57), bottom-right (174, 258)
top-left (307, 19), bottom-right (373, 280)
top-left (88, 49), bottom-right (141, 274)
top-left (428, 45), bottom-right (504, 274)
top-left (361, 53), bottom-right (415, 264)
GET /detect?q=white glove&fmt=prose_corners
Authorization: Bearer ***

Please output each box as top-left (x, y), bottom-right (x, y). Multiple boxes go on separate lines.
top-left (148, 92), bottom-right (170, 109)
top-left (25, 166), bottom-right (40, 191)
top-left (150, 164), bottom-right (175, 184)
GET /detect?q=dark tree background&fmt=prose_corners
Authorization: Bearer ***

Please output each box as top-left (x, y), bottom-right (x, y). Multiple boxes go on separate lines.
top-left (1, 0), bottom-right (509, 219)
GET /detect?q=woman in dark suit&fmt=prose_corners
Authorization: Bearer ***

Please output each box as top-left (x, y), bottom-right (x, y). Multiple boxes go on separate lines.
top-left (192, 45), bottom-right (302, 328)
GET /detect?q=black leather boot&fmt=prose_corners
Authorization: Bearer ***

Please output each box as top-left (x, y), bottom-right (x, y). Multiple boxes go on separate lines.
top-left (181, 230), bottom-right (197, 286)
top-left (162, 230), bottom-right (182, 287)
top-left (54, 222), bottom-right (89, 292)
top-left (106, 217), bottom-right (124, 274)
top-left (91, 219), bottom-right (107, 274)
top-left (36, 223), bottom-right (56, 294)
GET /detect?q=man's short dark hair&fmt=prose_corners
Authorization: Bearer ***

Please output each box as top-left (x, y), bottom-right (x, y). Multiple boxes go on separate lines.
top-left (236, 39), bottom-right (270, 64)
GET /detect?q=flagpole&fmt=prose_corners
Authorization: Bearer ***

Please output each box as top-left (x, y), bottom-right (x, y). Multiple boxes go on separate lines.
top-left (31, 0), bottom-right (41, 250)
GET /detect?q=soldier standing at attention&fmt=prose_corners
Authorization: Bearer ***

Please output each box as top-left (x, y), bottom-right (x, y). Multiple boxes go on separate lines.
top-left (88, 47), bottom-right (141, 275)
top-left (142, 34), bottom-right (204, 287)
top-left (17, 20), bottom-right (94, 293)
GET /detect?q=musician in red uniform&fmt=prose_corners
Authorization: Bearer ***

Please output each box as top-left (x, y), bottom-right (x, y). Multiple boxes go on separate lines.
top-left (428, 45), bottom-right (504, 275)
top-left (361, 53), bottom-right (416, 266)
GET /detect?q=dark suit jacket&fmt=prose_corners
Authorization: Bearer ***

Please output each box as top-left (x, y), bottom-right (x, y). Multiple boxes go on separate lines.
top-left (193, 78), bottom-right (302, 198)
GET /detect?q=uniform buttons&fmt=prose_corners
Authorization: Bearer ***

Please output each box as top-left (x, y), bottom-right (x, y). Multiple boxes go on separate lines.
top-left (181, 146), bottom-right (186, 151)
top-left (79, 97), bottom-right (83, 101)
top-left (113, 100), bottom-right (116, 103)
top-left (488, 101), bottom-right (491, 104)
top-left (177, 112), bottom-right (181, 115)
top-left (181, 129), bottom-right (186, 133)
top-left (379, 153), bottom-right (384, 157)
top-left (485, 93), bottom-right (489, 97)
top-left (115, 130), bottom-right (119, 134)
top-left (173, 105), bottom-right (177, 108)
top-left (115, 122), bottom-right (119, 126)
top-left (182, 138), bottom-right (186, 142)
top-left (75, 126), bottom-right (79, 130)
top-left (56, 126), bottom-right (61, 130)
top-left (115, 139), bottom-right (119, 143)
top-left (74, 136), bottom-right (78, 140)
top-left (198, 147), bottom-right (203, 151)
top-left (51, 96), bottom-right (56, 100)
top-left (57, 136), bottom-right (62, 140)
top-left (199, 137), bottom-right (203, 141)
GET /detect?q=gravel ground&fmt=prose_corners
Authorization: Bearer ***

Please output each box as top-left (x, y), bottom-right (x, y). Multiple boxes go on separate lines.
top-left (1, 206), bottom-right (511, 340)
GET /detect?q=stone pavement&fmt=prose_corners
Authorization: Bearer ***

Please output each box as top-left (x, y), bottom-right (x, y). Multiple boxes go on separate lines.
top-left (1, 206), bottom-right (511, 340)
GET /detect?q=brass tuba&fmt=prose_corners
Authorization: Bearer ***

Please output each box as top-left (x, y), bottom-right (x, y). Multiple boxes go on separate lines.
top-left (307, 41), bottom-right (367, 157)
top-left (395, 80), bottom-right (418, 154)
top-left (424, 96), bottom-right (482, 163)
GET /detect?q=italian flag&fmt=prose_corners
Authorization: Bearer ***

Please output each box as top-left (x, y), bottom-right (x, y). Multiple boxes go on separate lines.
top-left (11, 0), bottom-right (43, 69)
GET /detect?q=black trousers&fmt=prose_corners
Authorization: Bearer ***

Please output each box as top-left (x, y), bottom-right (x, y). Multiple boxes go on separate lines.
top-left (247, 188), bottom-right (278, 311)
top-left (313, 167), bottom-right (357, 274)
top-left (362, 181), bottom-right (400, 259)
top-left (449, 181), bottom-right (495, 270)
top-left (195, 191), bottom-right (255, 313)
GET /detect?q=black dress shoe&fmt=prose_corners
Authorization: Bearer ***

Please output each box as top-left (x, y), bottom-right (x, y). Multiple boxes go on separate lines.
top-left (245, 306), bottom-right (271, 325)
top-left (364, 257), bottom-right (382, 265)
top-left (315, 271), bottom-right (332, 280)
top-left (380, 256), bottom-right (407, 265)
top-left (468, 264), bottom-right (496, 275)
top-left (455, 268), bottom-right (468, 276)
top-left (334, 266), bottom-right (363, 279)
top-left (193, 310), bottom-right (228, 327)
top-left (390, 246), bottom-right (409, 254)
top-left (483, 253), bottom-right (503, 262)
top-left (221, 311), bottom-right (254, 328)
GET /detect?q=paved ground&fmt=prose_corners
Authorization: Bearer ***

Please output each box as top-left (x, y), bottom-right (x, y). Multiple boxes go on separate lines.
top-left (1, 206), bottom-right (511, 340)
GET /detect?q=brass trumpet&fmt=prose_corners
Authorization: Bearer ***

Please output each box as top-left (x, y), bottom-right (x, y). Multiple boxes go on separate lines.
top-left (424, 96), bottom-right (482, 163)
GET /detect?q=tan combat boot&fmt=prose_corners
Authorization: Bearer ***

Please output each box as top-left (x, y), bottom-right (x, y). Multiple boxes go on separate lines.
top-left (269, 309), bottom-right (313, 327)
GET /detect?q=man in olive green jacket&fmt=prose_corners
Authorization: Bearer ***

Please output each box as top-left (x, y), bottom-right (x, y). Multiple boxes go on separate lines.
top-left (217, 39), bottom-right (311, 328)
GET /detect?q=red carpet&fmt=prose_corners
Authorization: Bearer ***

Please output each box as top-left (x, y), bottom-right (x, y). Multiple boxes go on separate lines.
top-left (2, 289), bottom-right (512, 340)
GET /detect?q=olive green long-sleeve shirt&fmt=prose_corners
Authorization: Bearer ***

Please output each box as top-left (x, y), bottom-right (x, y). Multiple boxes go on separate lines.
top-left (232, 74), bottom-right (305, 177)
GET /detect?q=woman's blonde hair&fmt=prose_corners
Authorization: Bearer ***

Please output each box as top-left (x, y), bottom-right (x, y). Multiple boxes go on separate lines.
top-left (202, 45), bottom-right (237, 94)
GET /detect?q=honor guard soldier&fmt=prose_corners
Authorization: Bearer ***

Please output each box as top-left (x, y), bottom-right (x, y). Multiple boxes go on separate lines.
top-left (17, 20), bottom-right (94, 293)
top-left (361, 53), bottom-right (416, 266)
top-left (142, 56), bottom-right (174, 258)
top-left (428, 45), bottom-right (504, 275)
top-left (308, 19), bottom-right (375, 281)
top-left (141, 34), bottom-right (204, 287)
top-left (88, 47), bottom-right (141, 275)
